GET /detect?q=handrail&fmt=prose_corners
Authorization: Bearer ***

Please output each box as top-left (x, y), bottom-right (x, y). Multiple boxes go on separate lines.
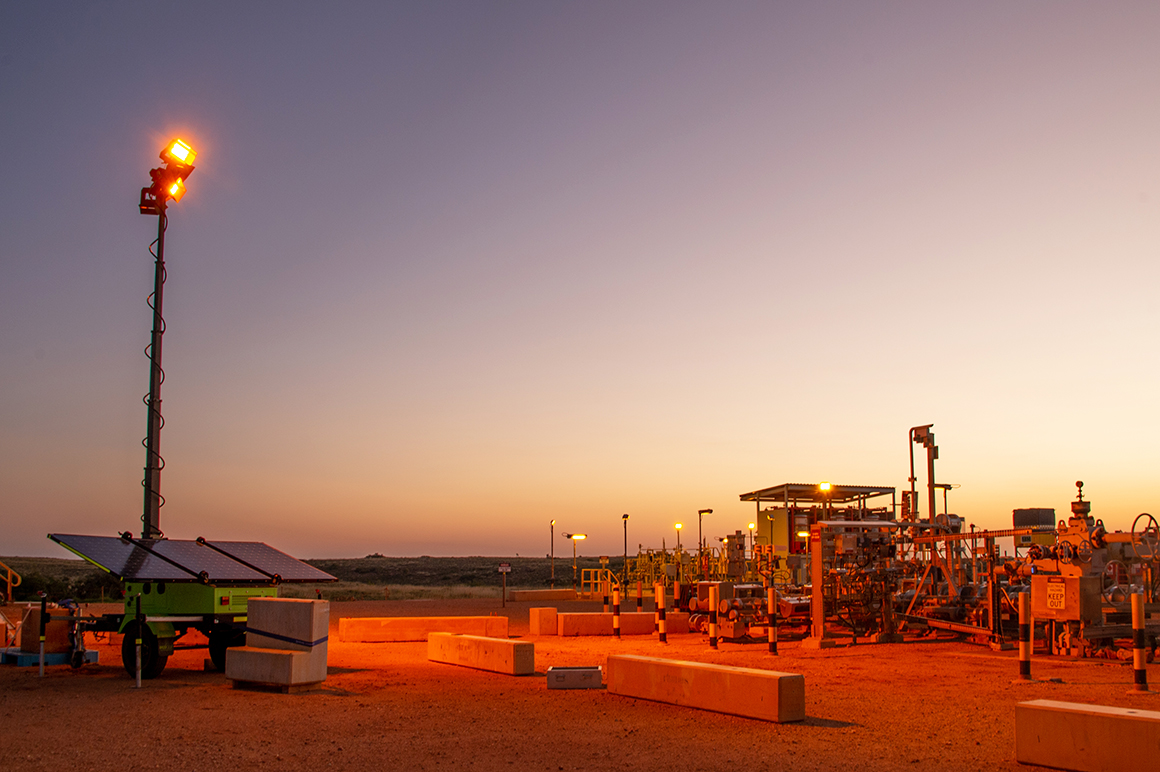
top-left (579, 568), bottom-right (620, 598)
top-left (1, 559), bottom-right (22, 603)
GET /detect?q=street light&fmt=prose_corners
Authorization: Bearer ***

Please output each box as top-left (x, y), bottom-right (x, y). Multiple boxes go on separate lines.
top-left (748, 521), bottom-right (756, 558)
top-left (674, 523), bottom-right (683, 552)
top-left (137, 137), bottom-right (197, 540)
top-left (550, 520), bottom-right (555, 588)
top-left (622, 514), bottom-right (629, 572)
top-left (697, 509), bottom-right (712, 556)
top-left (562, 533), bottom-right (586, 591)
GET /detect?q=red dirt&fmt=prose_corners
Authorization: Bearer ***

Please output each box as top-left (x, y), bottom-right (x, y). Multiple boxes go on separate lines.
top-left (2, 599), bottom-right (1155, 771)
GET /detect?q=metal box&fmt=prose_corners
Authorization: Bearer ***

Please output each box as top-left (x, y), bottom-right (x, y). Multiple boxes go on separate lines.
top-left (1014, 508), bottom-right (1056, 546)
top-left (546, 666), bottom-right (602, 690)
top-left (1030, 575), bottom-right (1100, 623)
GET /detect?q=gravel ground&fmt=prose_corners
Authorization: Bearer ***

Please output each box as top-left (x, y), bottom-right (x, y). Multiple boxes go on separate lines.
top-left (1, 599), bottom-right (1155, 771)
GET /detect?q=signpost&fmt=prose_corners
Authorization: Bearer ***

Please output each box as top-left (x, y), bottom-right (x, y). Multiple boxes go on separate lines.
top-left (499, 562), bottom-right (512, 607)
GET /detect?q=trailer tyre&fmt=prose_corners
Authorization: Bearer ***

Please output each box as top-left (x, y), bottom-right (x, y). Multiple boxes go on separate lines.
top-left (209, 629), bottom-right (246, 672)
top-left (121, 621), bottom-right (167, 679)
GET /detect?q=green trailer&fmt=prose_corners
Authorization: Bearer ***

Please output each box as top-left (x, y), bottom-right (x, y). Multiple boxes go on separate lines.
top-left (49, 532), bottom-right (336, 678)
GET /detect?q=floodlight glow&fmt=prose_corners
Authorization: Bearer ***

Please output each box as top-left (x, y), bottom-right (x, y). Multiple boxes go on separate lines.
top-left (819, 481), bottom-right (832, 492)
top-left (675, 523), bottom-right (683, 529)
top-left (162, 138), bottom-right (197, 168)
top-left (796, 531), bottom-right (810, 538)
top-left (166, 177), bottom-right (187, 202)
top-left (748, 522), bottom-right (756, 530)
top-left (571, 533), bottom-right (586, 540)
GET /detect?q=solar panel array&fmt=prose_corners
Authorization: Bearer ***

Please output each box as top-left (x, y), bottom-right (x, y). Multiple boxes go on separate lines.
top-left (49, 534), bottom-right (336, 583)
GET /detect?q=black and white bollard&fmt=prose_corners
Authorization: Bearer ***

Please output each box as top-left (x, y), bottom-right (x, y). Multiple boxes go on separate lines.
top-left (636, 580), bottom-right (643, 612)
top-left (767, 584), bottom-right (778, 655)
top-left (1132, 592), bottom-right (1151, 693)
top-left (709, 584), bottom-right (719, 650)
top-left (655, 583), bottom-right (667, 644)
top-left (613, 588), bottom-right (621, 639)
top-left (1018, 590), bottom-right (1032, 681)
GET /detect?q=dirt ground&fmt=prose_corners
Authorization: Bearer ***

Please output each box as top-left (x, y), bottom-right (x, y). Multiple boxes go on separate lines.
top-left (2, 598), bottom-right (1156, 771)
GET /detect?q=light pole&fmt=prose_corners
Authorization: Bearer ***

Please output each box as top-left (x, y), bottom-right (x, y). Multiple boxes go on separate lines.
top-left (622, 514), bottom-right (629, 574)
top-left (563, 533), bottom-right (586, 591)
top-left (550, 519), bottom-right (555, 588)
top-left (748, 522), bottom-right (756, 558)
top-left (137, 138), bottom-right (197, 540)
top-left (675, 523), bottom-right (683, 552)
top-left (697, 509), bottom-right (712, 558)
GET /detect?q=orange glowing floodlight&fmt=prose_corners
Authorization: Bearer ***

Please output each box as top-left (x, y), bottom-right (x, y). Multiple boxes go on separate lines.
top-left (161, 138), bottom-right (197, 169)
top-left (571, 533), bottom-right (587, 540)
top-left (674, 523), bottom-right (683, 530)
top-left (166, 176), bottom-right (187, 202)
top-left (819, 481), bottom-right (832, 492)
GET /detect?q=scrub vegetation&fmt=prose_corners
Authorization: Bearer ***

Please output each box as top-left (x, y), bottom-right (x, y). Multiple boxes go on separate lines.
top-left (2, 554), bottom-right (627, 602)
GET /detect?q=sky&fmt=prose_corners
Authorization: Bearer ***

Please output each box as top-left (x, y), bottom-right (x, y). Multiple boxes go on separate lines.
top-left (2, 2), bottom-right (1158, 559)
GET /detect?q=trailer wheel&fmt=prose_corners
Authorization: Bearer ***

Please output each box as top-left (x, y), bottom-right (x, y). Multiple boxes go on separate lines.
top-left (120, 621), bottom-right (168, 679)
top-left (208, 629), bottom-right (246, 672)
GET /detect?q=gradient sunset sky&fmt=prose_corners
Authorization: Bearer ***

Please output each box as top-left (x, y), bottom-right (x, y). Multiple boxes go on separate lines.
top-left (2, 3), bottom-right (1158, 559)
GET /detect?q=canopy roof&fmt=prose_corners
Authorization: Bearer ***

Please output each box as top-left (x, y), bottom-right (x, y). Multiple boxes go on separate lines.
top-left (739, 483), bottom-right (895, 505)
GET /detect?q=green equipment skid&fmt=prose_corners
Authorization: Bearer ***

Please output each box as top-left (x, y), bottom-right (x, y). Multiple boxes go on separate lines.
top-left (49, 532), bottom-right (335, 678)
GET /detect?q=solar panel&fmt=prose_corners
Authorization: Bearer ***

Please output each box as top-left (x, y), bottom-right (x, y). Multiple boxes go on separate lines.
top-left (49, 534), bottom-right (336, 584)
top-left (201, 540), bottom-right (337, 583)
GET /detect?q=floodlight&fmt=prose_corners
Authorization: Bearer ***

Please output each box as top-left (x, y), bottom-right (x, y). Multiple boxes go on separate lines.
top-left (572, 533), bottom-right (587, 540)
top-left (161, 138), bottom-right (197, 169)
top-left (675, 523), bottom-right (683, 529)
top-left (166, 176), bottom-right (187, 202)
top-left (796, 531), bottom-right (810, 538)
top-left (819, 481), bottom-right (832, 492)
top-left (748, 522), bottom-right (756, 530)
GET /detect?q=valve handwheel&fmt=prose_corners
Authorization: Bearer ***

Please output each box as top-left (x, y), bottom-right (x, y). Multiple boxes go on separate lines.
top-left (1131, 513), bottom-right (1159, 561)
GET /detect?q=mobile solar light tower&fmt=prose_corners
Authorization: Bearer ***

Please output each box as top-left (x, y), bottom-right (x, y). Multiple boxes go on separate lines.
top-left (46, 140), bottom-right (335, 680)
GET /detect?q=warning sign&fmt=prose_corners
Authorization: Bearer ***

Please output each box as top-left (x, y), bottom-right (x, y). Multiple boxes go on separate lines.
top-left (1046, 579), bottom-right (1066, 610)
top-left (498, 563), bottom-right (512, 574)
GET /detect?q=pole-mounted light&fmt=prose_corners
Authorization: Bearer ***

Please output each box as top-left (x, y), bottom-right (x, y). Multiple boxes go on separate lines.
top-left (137, 137), bottom-right (197, 540)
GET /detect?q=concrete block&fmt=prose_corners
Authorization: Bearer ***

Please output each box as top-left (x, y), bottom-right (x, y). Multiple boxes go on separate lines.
top-left (556, 612), bottom-right (663, 636)
top-left (529, 607), bottom-right (557, 635)
top-left (1015, 699), bottom-right (1160, 772)
top-left (509, 589), bottom-right (577, 602)
top-left (606, 654), bottom-right (805, 723)
top-left (665, 612), bottom-right (690, 634)
top-left (427, 632), bottom-right (534, 675)
top-left (225, 646), bottom-right (327, 687)
top-left (19, 609), bottom-right (70, 654)
top-left (547, 666), bottom-right (602, 689)
top-left (245, 598), bottom-right (328, 652)
top-left (339, 616), bottom-right (508, 642)
top-left (558, 613), bottom-right (611, 636)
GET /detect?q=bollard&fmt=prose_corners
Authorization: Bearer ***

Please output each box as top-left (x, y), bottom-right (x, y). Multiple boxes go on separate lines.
top-left (1018, 590), bottom-right (1032, 681)
top-left (135, 593), bottom-right (143, 688)
top-left (38, 593), bottom-right (47, 678)
top-left (1131, 592), bottom-right (1150, 693)
top-left (655, 583), bottom-right (667, 644)
top-left (767, 584), bottom-right (778, 655)
top-left (613, 588), bottom-right (621, 639)
top-left (636, 580), bottom-right (643, 612)
top-left (709, 584), bottom-right (719, 649)
top-left (674, 580), bottom-right (682, 613)
top-left (603, 577), bottom-right (609, 613)
top-left (653, 582), bottom-right (661, 632)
